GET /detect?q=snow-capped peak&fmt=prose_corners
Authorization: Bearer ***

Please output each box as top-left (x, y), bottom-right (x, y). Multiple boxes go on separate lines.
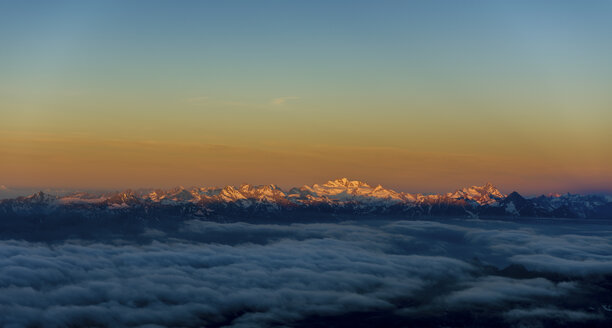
top-left (288, 178), bottom-right (404, 203)
top-left (4, 180), bottom-right (610, 220)
top-left (447, 183), bottom-right (506, 205)
top-left (22, 191), bottom-right (58, 204)
top-left (322, 178), bottom-right (371, 189)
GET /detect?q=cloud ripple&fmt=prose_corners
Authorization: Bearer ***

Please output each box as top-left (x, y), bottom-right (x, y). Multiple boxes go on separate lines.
top-left (0, 219), bottom-right (611, 327)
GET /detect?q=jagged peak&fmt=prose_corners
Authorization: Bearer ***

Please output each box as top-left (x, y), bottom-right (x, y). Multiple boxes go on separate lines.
top-left (506, 191), bottom-right (525, 200)
top-left (223, 185), bottom-right (238, 191)
top-left (324, 177), bottom-right (350, 186)
top-left (256, 184), bottom-right (282, 192)
top-left (337, 177), bottom-right (349, 184)
top-left (448, 182), bottom-right (505, 205)
top-left (323, 178), bottom-right (371, 188)
top-left (461, 182), bottom-right (501, 192)
top-left (29, 191), bottom-right (46, 198)
top-left (4, 180), bottom-right (610, 220)
top-left (23, 191), bottom-right (57, 203)
top-left (119, 190), bottom-right (138, 199)
top-left (239, 184), bottom-right (252, 192)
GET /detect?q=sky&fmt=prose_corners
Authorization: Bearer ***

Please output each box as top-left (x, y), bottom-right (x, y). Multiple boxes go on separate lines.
top-left (1, 0), bottom-right (611, 194)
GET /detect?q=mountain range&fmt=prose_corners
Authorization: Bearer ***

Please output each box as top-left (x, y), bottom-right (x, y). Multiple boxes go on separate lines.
top-left (2, 178), bottom-right (611, 220)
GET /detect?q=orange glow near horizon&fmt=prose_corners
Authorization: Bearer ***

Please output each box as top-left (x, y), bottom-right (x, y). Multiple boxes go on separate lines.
top-left (1, 130), bottom-right (610, 195)
top-left (1, 2), bottom-right (611, 195)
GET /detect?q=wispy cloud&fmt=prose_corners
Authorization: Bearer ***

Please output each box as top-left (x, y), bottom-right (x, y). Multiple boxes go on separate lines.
top-left (271, 96), bottom-right (300, 106)
top-left (0, 185), bottom-right (8, 191)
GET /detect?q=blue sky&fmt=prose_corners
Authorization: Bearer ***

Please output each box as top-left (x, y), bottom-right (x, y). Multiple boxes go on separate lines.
top-left (0, 0), bottom-right (611, 192)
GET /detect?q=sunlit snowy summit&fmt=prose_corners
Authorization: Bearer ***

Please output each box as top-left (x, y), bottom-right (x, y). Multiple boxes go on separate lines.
top-left (2, 178), bottom-right (610, 220)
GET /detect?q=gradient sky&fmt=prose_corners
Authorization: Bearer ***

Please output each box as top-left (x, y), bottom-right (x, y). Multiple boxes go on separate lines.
top-left (1, 0), bottom-right (611, 194)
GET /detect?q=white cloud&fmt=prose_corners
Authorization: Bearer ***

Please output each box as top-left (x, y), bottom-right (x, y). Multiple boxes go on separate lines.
top-left (271, 96), bottom-right (299, 105)
top-left (0, 219), bottom-right (610, 326)
top-left (0, 237), bottom-right (472, 327)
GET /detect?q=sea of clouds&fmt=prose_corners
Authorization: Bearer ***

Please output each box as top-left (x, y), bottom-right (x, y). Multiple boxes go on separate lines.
top-left (1, 218), bottom-right (611, 327)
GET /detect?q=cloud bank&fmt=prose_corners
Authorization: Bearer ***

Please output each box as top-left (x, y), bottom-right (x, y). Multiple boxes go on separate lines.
top-left (0, 219), bottom-right (611, 327)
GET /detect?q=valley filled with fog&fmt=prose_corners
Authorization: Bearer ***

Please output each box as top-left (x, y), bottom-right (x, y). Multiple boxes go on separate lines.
top-left (1, 218), bottom-right (611, 327)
